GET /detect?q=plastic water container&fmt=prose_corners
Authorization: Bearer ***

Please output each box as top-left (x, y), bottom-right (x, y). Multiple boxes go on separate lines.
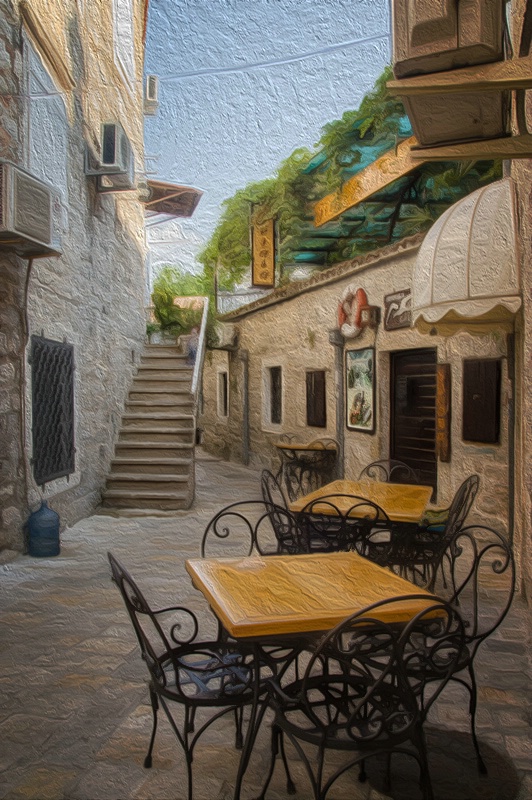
top-left (27, 501), bottom-right (60, 557)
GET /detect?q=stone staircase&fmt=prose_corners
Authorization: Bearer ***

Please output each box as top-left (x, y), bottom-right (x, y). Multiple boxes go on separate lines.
top-left (100, 344), bottom-right (196, 514)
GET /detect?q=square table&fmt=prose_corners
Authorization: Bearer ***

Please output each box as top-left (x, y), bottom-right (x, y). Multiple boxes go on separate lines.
top-left (289, 478), bottom-right (433, 525)
top-left (185, 551), bottom-right (439, 639)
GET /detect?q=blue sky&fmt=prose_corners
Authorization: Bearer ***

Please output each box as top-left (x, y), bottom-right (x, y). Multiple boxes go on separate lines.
top-left (144, 0), bottom-right (391, 273)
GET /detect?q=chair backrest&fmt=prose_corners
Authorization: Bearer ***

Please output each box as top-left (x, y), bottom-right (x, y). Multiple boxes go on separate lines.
top-left (108, 552), bottom-right (199, 694)
top-left (308, 437), bottom-right (338, 450)
top-left (201, 499), bottom-right (302, 557)
top-left (261, 469), bottom-right (288, 510)
top-left (359, 459), bottom-right (419, 484)
top-left (299, 494), bottom-right (390, 553)
top-left (295, 595), bottom-right (465, 741)
top-left (443, 474), bottom-right (480, 539)
top-left (433, 525), bottom-right (515, 657)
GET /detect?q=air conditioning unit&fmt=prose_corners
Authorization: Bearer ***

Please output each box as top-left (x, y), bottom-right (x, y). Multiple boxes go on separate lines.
top-left (0, 161), bottom-right (62, 257)
top-left (84, 122), bottom-right (136, 192)
top-left (144, 74), bottom-right (159, 116)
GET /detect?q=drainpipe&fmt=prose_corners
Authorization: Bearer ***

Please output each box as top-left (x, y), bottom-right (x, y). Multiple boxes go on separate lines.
top-left (328, 329), bottom-right (344, 479)
top-left (507, 332), bottom-right (515, 547)
top-left (239, 349), bottom-right (250, 466)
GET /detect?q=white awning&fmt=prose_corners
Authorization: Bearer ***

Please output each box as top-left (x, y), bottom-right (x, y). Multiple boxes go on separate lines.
top-left (412, 178), bottom-right (521, 334)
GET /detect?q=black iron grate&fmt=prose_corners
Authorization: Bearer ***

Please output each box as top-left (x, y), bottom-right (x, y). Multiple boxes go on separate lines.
top-left (31, 335), bottom-right (75, 485)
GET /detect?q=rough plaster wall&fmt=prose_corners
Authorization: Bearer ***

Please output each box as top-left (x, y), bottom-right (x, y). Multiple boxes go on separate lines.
top-left (201, 245), bottom-right (511, 528)
top-left (0, 0), bottom-right (147, 550)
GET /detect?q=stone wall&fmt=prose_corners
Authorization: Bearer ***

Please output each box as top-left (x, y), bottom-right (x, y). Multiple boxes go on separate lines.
top-left (0, 0), bottom-right (147, 551)
top-left (200, 237), bottom-right (512, 528)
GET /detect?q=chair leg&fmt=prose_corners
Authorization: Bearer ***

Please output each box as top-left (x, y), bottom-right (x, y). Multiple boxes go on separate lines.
top-left (144, 687), bottom-right (159, 768)
top-left (234, 706), bottom-right (244, 750)
top-left (254, 724), bottom-right (280, 800)
top-left (279, 730), bottom-right (296, 794)
top-left (416, 731), bottom-right (435, 800)
top-left (467, 665), bottom-right (488, 774)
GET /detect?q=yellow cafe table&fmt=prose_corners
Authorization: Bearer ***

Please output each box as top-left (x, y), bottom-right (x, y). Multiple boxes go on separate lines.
top-left (289, 478), bottom-right (432, 525)
top-left (185, 550), bottom-right (439, 639)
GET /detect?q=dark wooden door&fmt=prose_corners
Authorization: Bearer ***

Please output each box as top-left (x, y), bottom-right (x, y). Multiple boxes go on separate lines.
top-left (390, 349), bottom-right (437, 494)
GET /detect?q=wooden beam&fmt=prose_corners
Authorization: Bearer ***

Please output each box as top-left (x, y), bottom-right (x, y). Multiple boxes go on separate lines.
top-left (409, 134), bottom-right (532, 161)
top-left (313, 137), bottom-right (427, 227)
top-left (387, 54), bottom-right (532, 96)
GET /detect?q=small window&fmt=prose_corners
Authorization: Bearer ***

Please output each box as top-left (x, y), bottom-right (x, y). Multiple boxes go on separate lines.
top-left (462, 359), bottom-right (501, 443)
top-left (31, 335), bottom-right (75, 485)
top-left (217, 371), bottom-right (228, 418)
top-left (306, 370), bottom-right (326, 428)
top-left (269, 366), bottom-right (282, 425)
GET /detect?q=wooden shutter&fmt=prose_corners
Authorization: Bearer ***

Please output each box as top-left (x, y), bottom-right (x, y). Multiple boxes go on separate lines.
top-left (306, 371), bottom-right (326, 428)
top-left (462, 359), bottom-right (501, 443)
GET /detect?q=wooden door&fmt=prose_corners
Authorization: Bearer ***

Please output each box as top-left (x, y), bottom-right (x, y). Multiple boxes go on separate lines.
top-left (390, 349), bottom-right (437, 494)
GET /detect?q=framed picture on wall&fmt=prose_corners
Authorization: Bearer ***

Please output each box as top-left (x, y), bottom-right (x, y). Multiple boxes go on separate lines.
top-left (346, 347), bottom-right (375, 433)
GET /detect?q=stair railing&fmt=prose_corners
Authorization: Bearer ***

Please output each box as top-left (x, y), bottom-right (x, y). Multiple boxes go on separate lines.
top-left (191, 296), bottom-right (209, 410)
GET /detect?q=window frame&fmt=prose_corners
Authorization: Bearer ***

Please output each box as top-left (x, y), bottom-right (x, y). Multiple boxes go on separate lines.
top-left (306, 369), bottom-right (327, 428)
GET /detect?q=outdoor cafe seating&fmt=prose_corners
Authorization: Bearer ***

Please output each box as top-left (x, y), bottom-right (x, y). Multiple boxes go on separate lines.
top-left (107, 466), bottom-right (515, 799)
top-left (275, 434), bottom-right (338, 501)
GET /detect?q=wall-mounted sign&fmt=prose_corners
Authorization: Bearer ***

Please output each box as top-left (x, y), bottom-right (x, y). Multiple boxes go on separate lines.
top-left (338, 286), bottom-right (368, 338)
top-left (252, 218), bottom-right (275, 287)
top-left (384, 289), bottom-right (412, 330)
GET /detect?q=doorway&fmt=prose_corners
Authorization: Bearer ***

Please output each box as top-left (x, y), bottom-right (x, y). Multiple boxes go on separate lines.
top-left (390, 349), bottom-right (437, 494)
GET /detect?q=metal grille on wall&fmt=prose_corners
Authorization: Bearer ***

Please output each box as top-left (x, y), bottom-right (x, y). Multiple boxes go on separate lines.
top-left (31, 335), bottom-right (75, 486)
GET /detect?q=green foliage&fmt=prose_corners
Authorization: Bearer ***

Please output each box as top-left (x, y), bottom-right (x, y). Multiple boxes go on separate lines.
top-left (151, 266), bottom-right (203, 335)
top-left (197, 65), bottom-right (502, 289)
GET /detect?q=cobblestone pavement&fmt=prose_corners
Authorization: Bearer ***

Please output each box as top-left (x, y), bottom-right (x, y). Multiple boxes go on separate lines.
top-left (1, 453), bottom-right (531, 800)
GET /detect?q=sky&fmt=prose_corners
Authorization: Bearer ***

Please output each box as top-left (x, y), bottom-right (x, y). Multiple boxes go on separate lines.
top-left (144, 0), bottom-right (392, 276)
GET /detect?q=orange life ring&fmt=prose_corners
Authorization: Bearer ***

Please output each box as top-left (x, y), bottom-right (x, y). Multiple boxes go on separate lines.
top-left (338, 286), bottom-right (368, 338)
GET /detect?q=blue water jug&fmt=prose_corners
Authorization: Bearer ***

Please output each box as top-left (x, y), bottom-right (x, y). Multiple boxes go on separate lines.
top-left (28, 501), bottom-right (60, 557)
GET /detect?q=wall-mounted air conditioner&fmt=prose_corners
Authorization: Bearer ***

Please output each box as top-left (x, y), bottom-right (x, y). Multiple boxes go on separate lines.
top-left (84, 122), bottom-right (136, 192)
top-left (144, 74), bottom-right (159, 116)
top-left (0, 160), bottom-right (62, 257)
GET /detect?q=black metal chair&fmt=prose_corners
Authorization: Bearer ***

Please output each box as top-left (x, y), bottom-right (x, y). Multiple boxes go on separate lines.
top-left (260, 469), bottom-right (308, 554)
top-left (107, 552), bottom-right (274, 800)
top-left (359, 458), bottom-right (420, 484)
top-left (255, 594), bottom-right (465, 800)
top-left (427, 524), bottom-right (516, 774)
top-left (201, 498), bottom-right (303, 558)
top-left (276, 438), bottom-right (338, 502)
top-left (392, 474), bottom-right (480, 589)
top-left (298, 493), bottom-right (392, 556)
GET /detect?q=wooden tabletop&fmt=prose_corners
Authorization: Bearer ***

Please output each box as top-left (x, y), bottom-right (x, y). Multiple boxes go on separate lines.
top-left (186, 551), bottom-right (436, 638)
top-left (289, 479), bottom-right (432, 524)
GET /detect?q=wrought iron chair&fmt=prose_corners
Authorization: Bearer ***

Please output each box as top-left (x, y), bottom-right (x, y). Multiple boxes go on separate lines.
top-left (107, 552), bottom-right (274, 800)
top-left (255, 594), bottom-right (465, 800)
top-left (201, 498), bottom-right (303, 558)
top-left (427, 524), bottom-right (516, 774)
top-left (260, 469), bottom-right (307, 554)
top-left (276, 437), bottom-right (338, 502)
top-left (359, 458), bottom-right (420, 484)
top-left (297, 493), bottom-right (393, 556)
top-left (393, 474), bottom-right (480, 589)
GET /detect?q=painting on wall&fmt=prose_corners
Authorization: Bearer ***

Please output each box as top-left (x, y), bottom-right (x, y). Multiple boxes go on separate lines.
top-left (346, 347), bottom-right (375, 433)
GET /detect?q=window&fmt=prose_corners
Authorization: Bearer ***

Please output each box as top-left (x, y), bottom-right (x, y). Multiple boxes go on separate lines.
top-left (31, 336), bottom-right (75, 485)
top-left (462, 359), bottom-right (501, 443)
top-left (269, 366), bottom-right (282, 425)
top-left (113, 0), bottom-right (136, 90)
top-left (217, 371), bottom-right (228, 418)
top-left (26, 37), bottom-right (68, 200)
top-left (306, 370), bottom-right (326, 428)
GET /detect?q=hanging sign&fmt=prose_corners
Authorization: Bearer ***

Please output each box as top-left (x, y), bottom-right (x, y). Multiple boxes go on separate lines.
top-left (252, 218), bottom-right (275, 287)
top-left (384, 289), bottom-right (412, 330)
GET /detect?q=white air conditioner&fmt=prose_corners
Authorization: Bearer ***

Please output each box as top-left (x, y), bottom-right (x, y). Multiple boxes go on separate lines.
top-left (0, 161), bottom-right (62, 257)
top-left (84, 122), bottom-right (136, 192)
top-left (144, 74), bottom-right (159, 116)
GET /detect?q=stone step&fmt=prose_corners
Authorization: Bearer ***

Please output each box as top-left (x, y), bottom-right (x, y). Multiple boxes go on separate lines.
top-left (121, 413), bottom-right (194, 430)
top-left (118, 428), bottom-right (194, 444)
top-left (134, 370), bottom-right (193, 382)
top-left (139, 358), bottom-right (190, 369)
top-left (128, 390), bottom-right (193, 403)
top-left (131, 378), bottom-right (193, 392)
top-left (101, 488), bottom-right (191, 510)
top-left (114, 442), bottom-right (193, 459)
top-left (143, 345), bottom-right (182, 356)
top-left (106, 473), bottom-right (190, 492)
top-left (110, 457), bottom-right (192, 475)
top-left (125, 402), bottom-right (194, 415)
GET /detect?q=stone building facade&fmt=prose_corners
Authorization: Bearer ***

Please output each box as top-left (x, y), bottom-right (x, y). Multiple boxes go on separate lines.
top-left (0, 0), bottom-right (148, 551)
top-left (200, 219), bottom-right (517, 538)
